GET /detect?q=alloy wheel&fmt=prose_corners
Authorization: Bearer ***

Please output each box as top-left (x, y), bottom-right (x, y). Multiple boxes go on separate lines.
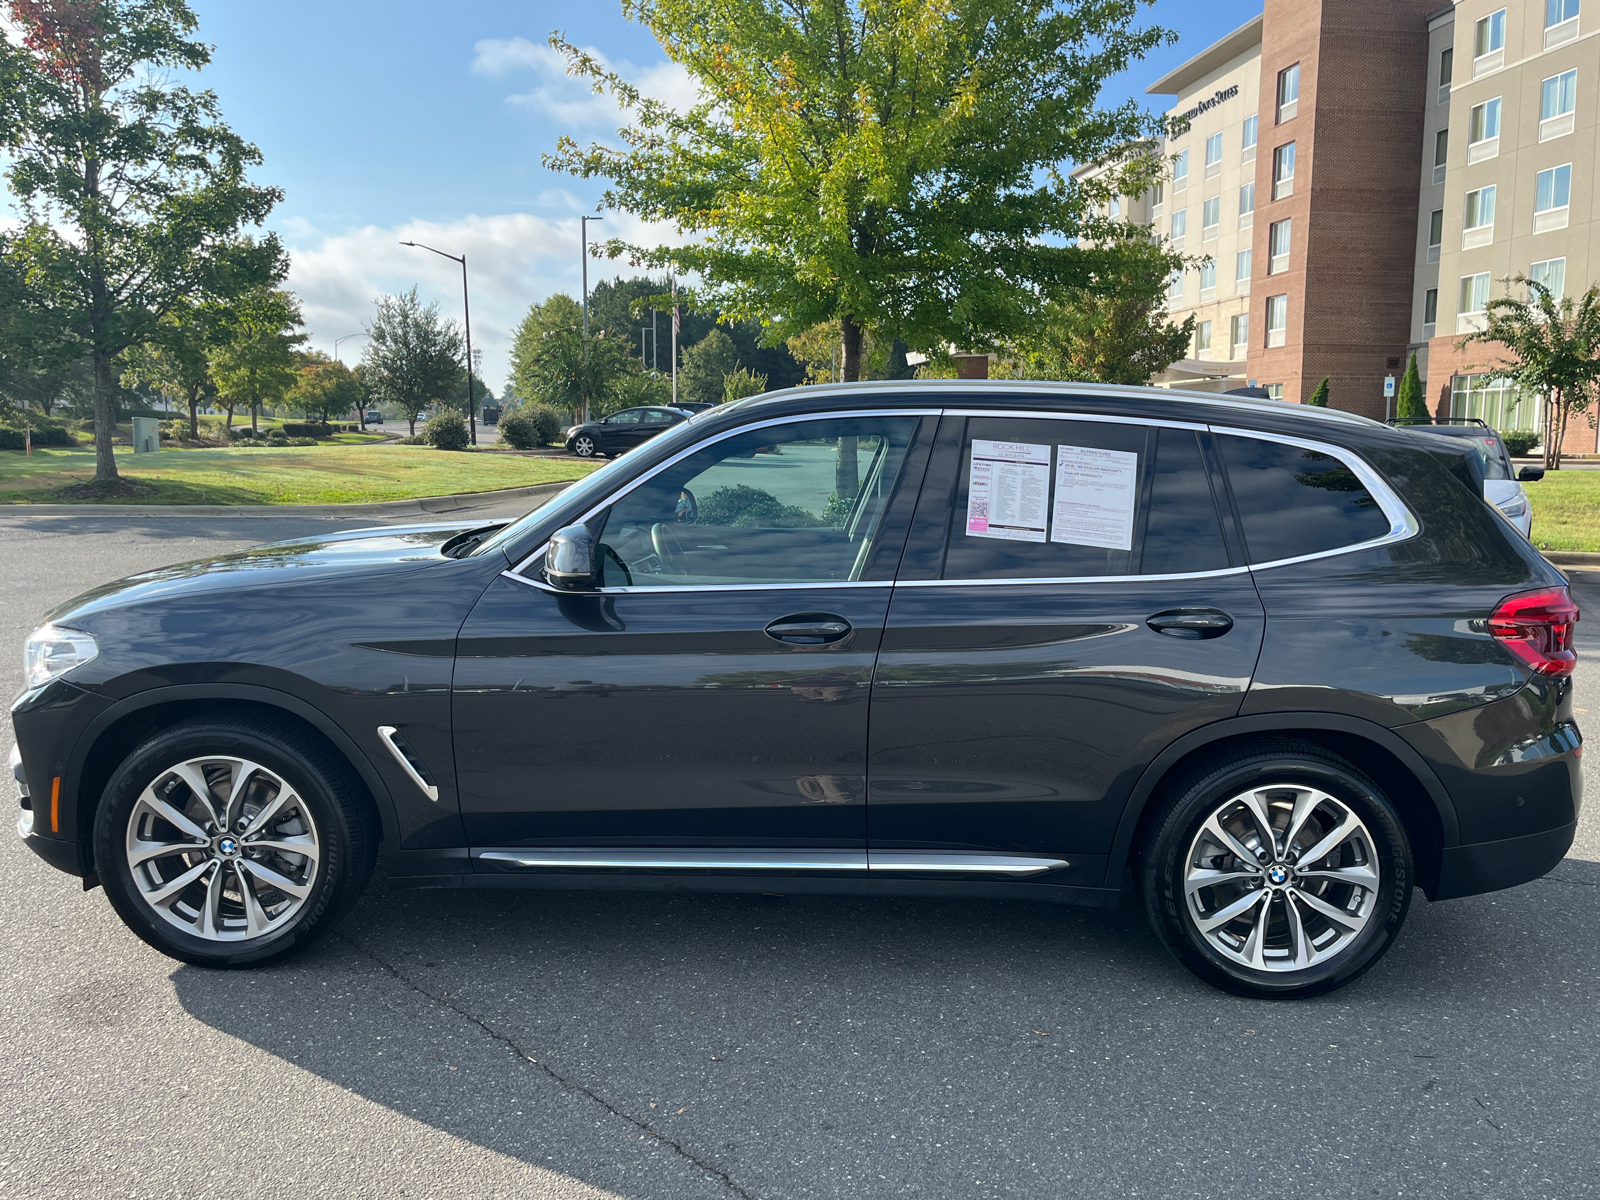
top-left (1182, 783), bottom-right (1379, 973)
top-left (123, 756), bottom-right (320, 942)
top-left (574, 436), bottom-right (596, 457)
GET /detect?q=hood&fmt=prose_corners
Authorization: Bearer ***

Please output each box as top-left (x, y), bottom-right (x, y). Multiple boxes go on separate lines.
top-left (43, 521), bottom-right (502, 626)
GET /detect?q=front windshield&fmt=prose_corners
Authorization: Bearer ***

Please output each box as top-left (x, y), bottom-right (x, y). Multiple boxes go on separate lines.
top-left (1470, 434), bottom-right (1513, 480)
top-left (470, 415), bottom-right (709, 559)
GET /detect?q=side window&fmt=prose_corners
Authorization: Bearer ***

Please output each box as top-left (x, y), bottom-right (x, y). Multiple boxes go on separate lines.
top-left (940, 418), bottom-right (1230, 580)
top-left (607, 410), bottom-right (642, 425)
top-left (638, 409), bottom-right (672, 426)
top-left (594, 416), bottom-right (920, 587)
top-left (1217, 434), bottom-right (1392, 563)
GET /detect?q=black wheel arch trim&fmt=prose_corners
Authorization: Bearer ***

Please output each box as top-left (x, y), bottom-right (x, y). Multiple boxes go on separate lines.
top-left (1104, 711), bottom-right (1461, 888)
top-left (64, 683), bottom-right (405, 855)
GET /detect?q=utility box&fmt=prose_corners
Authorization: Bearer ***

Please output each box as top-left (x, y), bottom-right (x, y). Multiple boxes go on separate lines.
top-left (132, 417), bottom-right (161, 454)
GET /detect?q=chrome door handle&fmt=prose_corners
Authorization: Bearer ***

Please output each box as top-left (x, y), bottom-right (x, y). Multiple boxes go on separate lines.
top-left (765, 614), bottom-right (853, 645)
top-left (1147, 609), bottom-right (1234, 640)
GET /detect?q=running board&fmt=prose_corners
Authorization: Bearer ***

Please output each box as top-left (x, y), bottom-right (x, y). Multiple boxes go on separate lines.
top-left (477, 850), bottom-right (1069, 877)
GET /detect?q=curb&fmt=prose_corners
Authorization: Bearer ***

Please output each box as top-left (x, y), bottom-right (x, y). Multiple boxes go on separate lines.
top-left (0, 479), bottom-right (577, 519)
top-left (1545, 552), bottom-right (1600, 568)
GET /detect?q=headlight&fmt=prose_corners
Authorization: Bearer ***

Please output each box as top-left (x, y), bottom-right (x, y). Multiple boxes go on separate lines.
top-left (1496, 495), bottom-right (1529, 519)
top-left (23, 625), bottom-right (98, 690)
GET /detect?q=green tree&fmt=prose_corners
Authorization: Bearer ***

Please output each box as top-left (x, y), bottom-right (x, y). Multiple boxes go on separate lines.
top-left (361, 287), bottom-right (465, 435)
top-left (1394, 354), bottom-right (1426, 422)
top-left (679, 327), bottom-right (740, 405)
top-left (0, 0), bottom-right (283, 485)
top-left (119, 296), bottom-right (230, 438)
top-left (723, 366), bottom-right (768, 402)
top-left (1463, 277), bottom-right (1600, 470)
top-left (508, 293), bottom-right (631, 422)
top-left (290, 359), bottom-right (363, 424)
top-left (547, 0), bottom-right (1173, 381)
top-left (210, 288), bottom-right (304, 431)
top-left (1307, 377), bottom-right (1330, 408)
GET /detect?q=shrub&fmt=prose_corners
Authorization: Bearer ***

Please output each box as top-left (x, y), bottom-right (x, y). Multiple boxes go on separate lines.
top-left (500, 406), bottom-right (563, 449)
top-left (398, 434), bottom-right (427, 445)
top-left (281, 421), bottom-right (332, 438)
top-left (1503, 430), bottom-right (1541, 457)
top-left (424, 408), bottom-right (471, 450)
top-left (227, 426), bottom-right (257, 440)
top-left (723, 367), bottom-right (768, 403)
top-left (1306, 378), bottom-right (1330, 407)
top-left (0, 425), bottom-right (75, 450)
top-left (497, 411), bottom-right (538, 450)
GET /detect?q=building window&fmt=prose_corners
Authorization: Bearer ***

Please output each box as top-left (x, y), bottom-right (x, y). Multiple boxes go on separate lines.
top-left (1168, 270), bottom-right (1184, 302)
top-left (1424, 287), bottom-right (1439, 329)
top-left (1239, 181), bottom-right (1255, 227)
top-left (1453, 372), bottom-right (1542, 433)
top-left (1264, 383), bottom-right (1284, 401)
top-left (1463, 184), bottom-right (1496, 247)
top-left (1266, 294), bottom-right (1288, 347)
top-left (1438, 47), bottom-right (1453, 105)
top-left (1277, 63), bottom-right (1300, 123)
top-left (1467, 97), bottom-right (1501, 162)
top-left (1457, 271), bottom-right (1491, 333)
top-left (1151, 181), bottom-right (1164, 216)
top-left (1173, 149), bottom-right (1189, 189)
top-left (1205, 131), bottom-right (1224, 177)
top-left (1272, 142), bottom-right (1296, 200)
top-left (1196, 320), bottom-right (1213, 356)
top-left (1540, 70), bottom-right (1577, 141)
top-left (1427, 208), bottom-right (1444, 263)
top-left (1171, 209), bottom-right (1187, 244)
top-left (1534, 164), bottom-right (1571, 231)
top-left (1202, 196), bottom-right (1220, 239)
top-left (1545, 0), bottom-right (1580, 47)
top-left (1200, 260), bottom-right (1217, 296)
top-left (1530, 257), bottom-right (1567, 300)
top-left (1268, 219), bottom-right (1291, 274)
top-left (1108, 195), bottom-right (1122, 218)
top-left (1236, 247), bottom-right (1253, 283)
top-left (1231, 313), bottom-right (1249, 358)
top-left (1242, 114), bottom-right (1258, 161)
top-left (1474, 9), bottom-right (1506, 77)
top-left (1433, 128), bottom-right (1449, 185)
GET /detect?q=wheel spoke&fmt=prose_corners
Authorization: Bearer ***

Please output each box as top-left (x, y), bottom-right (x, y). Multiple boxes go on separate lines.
top-left (239, 786), bottom-right (296, 839)
top-left (198, 861), bottom-right (226, 937)
top-left (128, 838), bottom-right (198, 867)
top-left (1240, 891), bottom-right (1272, 969)
top-left (1184, 867), bottom-right (1257, 897)
top-left (1236, 790), bottom-right (1279, 857)
top-left (1282, 788), bottom-right (1322, 856)
top-left (241, 858), bottom-right (311, 900)
top-left (1196, 886), bottom-right (1267, 933)
top-left (247, 835), bottom-right (319, 865)
top-left (168, 762), bottom-right (222, 826)
top-left (235, 861), bottom-right (271, 936)
top-left (1283, 891), bottom-right (1313, 969)
top-left (1297, 863), bottom-right (1379, 892)
top-left (1292, 886), bottom-right (1366, 931)
top-left (1296, 812), bottom-right (1362, 868)
top-left (141, 858), bottom-right (214, 907)
top-left (222, 761), bottom-right (263, 831)
top-left (137, 789), bottom-right (210, 843)
top-left (1201, 813), bottom-right (1264, 868)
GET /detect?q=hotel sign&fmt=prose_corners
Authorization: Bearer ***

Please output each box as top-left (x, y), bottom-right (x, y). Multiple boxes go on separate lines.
top-left (1171, 84), bottom-right (1240, 136)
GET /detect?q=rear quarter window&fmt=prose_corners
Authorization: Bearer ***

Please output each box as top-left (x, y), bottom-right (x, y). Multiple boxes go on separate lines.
top-left (1218, 433), bottom-right (1392, 563)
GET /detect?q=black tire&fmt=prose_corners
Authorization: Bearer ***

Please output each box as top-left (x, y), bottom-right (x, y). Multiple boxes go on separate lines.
top-left (92, 717), bottom-right (377, 968)
top-left (1140, 740), bottom-right (1412, 998)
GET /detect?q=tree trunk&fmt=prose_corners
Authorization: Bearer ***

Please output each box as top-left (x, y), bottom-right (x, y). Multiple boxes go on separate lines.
top-left (1553, 391), bottom-right (1568, 472)
top-left (840, 314), bottom-right (865, 384)
top-left (187, 385), bottom-right (201, 440)
top-left (251, 399), bottom-right (259, 433)
top-left (91, 346), bottom-right (120, 483)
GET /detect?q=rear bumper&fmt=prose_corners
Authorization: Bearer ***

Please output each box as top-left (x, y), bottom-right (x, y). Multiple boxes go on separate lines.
top-left (1434, 821), bottom-right (1576, 900)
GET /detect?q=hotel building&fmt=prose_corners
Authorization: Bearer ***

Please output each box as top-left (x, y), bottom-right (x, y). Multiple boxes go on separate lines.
top-left (1085, 0), bottom-right (1598, 448)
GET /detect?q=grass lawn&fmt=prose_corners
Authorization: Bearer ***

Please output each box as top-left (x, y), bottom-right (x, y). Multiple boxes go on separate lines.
top-left (1527, 469), bottom-right (1600, 552)
top-left (0, 443), bottom-right (600, 505)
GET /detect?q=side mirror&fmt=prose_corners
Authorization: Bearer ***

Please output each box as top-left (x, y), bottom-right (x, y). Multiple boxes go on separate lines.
top-left (1518, 466), bottom-right (1546, 482)
top-left (544, 524), bottom-right (597, 591)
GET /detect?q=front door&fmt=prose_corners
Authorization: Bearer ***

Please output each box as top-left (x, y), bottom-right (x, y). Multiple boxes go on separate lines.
top-left (453, 412), bottom-right (933, 850)
top-left (867, 412), bottom-right (1266, 878)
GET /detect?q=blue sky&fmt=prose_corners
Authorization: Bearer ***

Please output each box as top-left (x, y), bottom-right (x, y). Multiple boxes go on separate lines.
top-left (179, 0), bottom-right (1263, 388)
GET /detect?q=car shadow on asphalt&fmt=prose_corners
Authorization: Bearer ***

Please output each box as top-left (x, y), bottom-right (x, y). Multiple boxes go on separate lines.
top-left (166, 858), bottom-right (1600, 1198)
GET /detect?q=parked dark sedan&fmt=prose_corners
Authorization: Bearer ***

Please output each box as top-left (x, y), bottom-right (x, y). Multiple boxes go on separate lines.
top-left (565, 405), bottom-right (693, 457)
top-left (12, 382), bottom-right (1581, 996)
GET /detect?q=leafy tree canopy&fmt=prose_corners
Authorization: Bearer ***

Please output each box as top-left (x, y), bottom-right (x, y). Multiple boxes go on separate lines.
top-left (679, 326), bottom-right (739, 405)
top-left (290, 359), bottom-right (363, 424)
top-left (361, 287), bottom-right (465, 436)
top-left (210, 287), bottom-right (305, 430)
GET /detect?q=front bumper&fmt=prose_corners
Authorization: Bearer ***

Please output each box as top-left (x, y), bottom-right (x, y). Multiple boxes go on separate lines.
top-left (1434, 821), bottom-right (1576, 900)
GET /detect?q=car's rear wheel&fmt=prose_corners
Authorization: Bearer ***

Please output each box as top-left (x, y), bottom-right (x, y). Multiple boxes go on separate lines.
top-left (572, 434), bottom-right (598, 458)
top-left (93, 718), bottom-right (376, 968)
top-left (1141, 741), bottom-right (1412, 998)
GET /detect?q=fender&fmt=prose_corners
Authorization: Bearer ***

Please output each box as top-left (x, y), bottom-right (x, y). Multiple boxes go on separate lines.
top-left (1102, 711), bottom-right (1461, 885)
top-left (67, 682), bottom-right (405, 851)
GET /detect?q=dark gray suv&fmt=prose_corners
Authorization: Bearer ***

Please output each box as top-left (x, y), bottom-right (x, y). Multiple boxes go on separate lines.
top-left (12, 382), bottom-right (1580, 997)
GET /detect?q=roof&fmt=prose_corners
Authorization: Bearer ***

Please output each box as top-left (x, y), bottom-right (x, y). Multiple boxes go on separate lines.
top-left (1147, 15), bottom-right (1264, 96)
top-left (1425, 4), bottom-right (1456, 25)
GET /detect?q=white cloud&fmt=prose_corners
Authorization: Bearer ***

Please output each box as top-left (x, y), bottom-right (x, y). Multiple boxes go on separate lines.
top-left (282, 210), bottom-right (683, 391)
top-left (471, 36), bottom-right (699, 128)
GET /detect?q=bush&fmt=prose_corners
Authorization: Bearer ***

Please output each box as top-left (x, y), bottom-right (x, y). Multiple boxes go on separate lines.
top-left (424, 408), bottom-right (470, 451)
top-left (527, 406), bottom-right (564, 446)
top-left (0, 425), bottom-right (75, 450)
top-left (499, 406), bottom-right (563, 449)
top-left (227, 426), bottom-right (257, 440)
top-left (281, 421), bottom-right (331, 438)
top-left (398, 434), bottom-right (427, 445)
top-left (1503, 430), bottom-right (1541, 457)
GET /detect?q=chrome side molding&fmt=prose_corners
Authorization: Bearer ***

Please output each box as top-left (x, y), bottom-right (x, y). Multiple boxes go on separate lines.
top-left (376, 725), bottom-right (440, 803)
top-left (478, 849), bottom-right (1069, 876)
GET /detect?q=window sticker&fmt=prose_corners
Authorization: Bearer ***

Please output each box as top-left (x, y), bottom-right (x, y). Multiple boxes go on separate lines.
top-left (1051, 445), bottom-right (1139, 551)
top-left (966, 440), bottom-right (1050, 542)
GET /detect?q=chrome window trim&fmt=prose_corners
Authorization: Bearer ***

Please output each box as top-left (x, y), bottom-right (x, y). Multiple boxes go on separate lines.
top-left (499, 570), bottom-right (894, 596)
top-left (894, 565), bottom-right (1253, 589)
top-left (1208, 424), bottom-right (1420, 571)
top-left (478, 849), bottom-right (1070, 876)
top-left (944, 407), bottom-right (1209, 432)
top-left (509, 407), bottom-right (941, 578)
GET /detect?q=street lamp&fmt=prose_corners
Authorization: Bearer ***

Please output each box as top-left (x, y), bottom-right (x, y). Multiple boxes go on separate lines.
top-left (581, 214), bottom-right (603, 423)
top-left (400, 240), bottom-right (478, 446)
top-left (333, 332), bottom-right (363, 363)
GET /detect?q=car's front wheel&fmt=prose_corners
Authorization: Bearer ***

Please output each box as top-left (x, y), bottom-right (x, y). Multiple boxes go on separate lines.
top-left (93, 717), bottom-right (376, 967)
top-left (1141, 741), bottom-right (1412, 998)
top-left (572, 434), bottom-right (599, 458)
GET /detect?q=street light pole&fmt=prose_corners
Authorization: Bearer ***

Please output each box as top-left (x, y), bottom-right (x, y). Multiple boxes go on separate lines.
top-left (580, 215), bottom-right (603, 424)
top-left (333, 333), bottom-right (363, 363)
top-left (399, 240), bottom-right (478, 446)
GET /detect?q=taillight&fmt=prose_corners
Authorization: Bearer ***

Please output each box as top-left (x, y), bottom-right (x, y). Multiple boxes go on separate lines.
top-left (1489, 587), bottom-right (1579, 676)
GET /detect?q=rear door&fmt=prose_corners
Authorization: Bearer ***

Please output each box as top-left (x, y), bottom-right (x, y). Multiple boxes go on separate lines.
top-left (867, 410), bottom-right (1266, 879)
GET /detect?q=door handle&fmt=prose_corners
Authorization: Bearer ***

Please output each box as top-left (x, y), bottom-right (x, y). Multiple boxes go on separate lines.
top-left (1147, 608), bottom-right (1234, 640)
top-left (765, 614), bottom-right (853, 645)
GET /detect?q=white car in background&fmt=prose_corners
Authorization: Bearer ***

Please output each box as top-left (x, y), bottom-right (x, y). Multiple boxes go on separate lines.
top-left (1396, 420), bottom-right (1543, 538)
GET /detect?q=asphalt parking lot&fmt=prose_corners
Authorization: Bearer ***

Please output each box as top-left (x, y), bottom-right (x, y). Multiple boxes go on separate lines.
top-left (3, 507), bottom-right (1599, 1200)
